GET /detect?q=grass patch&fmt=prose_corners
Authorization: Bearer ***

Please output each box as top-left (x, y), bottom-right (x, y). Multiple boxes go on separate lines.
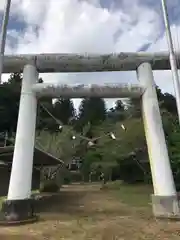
top-left (31, 189), bottom-right (39, 194)
top-left (105, 181), bottom-right (153, 207)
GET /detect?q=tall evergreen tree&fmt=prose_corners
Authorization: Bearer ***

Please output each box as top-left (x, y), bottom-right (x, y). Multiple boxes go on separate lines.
top-left (114, 100), bottom-right (124, 111)
top-left (0, 73), bottom-right (22, 134)
top-left (125, 98), bottom-right (141, 118)
top-left (156, 86), bottom-right (177, 116)
top-left (53, 98), bottom-right (75, 125)
top-left (107, 99), bottom-right (125, 122)
top-left (78, 97), bottom-right (106, 129)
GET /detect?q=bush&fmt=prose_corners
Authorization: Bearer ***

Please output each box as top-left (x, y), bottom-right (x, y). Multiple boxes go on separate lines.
top-left (114, 156), bottom-right (150, 184)
top-left (63, 177), bottom-right (71, 184)
top-left (39, 180), bottom-right (59, 193)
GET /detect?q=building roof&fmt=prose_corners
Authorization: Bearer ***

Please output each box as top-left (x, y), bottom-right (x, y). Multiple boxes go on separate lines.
top-left (0, 146), bottom-right (64, 166)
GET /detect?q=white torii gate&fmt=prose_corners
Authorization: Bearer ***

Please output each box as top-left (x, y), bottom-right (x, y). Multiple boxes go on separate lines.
top-left (0, 52), bottom-right (179, 224)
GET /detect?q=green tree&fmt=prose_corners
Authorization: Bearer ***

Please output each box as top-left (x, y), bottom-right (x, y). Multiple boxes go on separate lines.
top-left (163, 114), bottom-right (180, 189)
top-left (114, 100), bottom-right (124, 111)
top-left (156, 86), bottom-right (177, 115)
top-left (125, 98), bottom-right (141, 118)
top-left (37, 98), bottom-right (58, 132)
top-left (36, 126), bottom-right (80, 161)
top-left (0, 73), bottom-right (22, 134)
top-left (78, 97), bottom-right (106, 129)
top-left (53, 98), bottom-right (75, 125)
top-left (107, 99), bottom-right (125, 122)
top-left (7, 72), bottom-right (22, 89)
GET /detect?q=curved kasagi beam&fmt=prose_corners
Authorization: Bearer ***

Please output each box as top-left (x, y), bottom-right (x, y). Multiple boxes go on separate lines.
top-left (31, 83), bottom-right (145, 98)
top-left (1, 51), bottom-right (178, 73)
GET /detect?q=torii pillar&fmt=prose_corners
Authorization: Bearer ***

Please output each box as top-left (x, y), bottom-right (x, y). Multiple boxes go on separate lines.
top-left (137, 62), bottom-right (180, 218)
top-left (0, 64), bottom-right (38, 224)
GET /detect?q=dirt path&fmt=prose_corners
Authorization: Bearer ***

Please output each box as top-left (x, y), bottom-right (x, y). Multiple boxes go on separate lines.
top-left (0, 183), bottom-right (180, 239)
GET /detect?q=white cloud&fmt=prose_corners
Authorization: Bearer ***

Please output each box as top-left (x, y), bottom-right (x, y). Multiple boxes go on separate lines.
top-left (1, 0), bottom-right (180, 108)
top-left (0, 0), bottom-right (7, 11)
top-left (149, 24), bottom-right (180, 94)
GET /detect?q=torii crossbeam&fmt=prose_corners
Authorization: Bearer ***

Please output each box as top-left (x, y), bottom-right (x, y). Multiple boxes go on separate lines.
top-left (2, 51), bottom-right (180, 73)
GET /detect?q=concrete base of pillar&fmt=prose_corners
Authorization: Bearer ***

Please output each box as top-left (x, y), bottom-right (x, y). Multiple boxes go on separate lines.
top-left (151, 194), bottom-right (180, 219)
top-left (0, 199), bottom-right (38, 226)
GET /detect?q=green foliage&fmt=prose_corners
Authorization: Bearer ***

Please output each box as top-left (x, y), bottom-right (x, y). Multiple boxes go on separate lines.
top-left (117, 156), bottom-right (149, 184)
top-left (156, 86), bottom-right (177, 115)
top-left (80, 150), bottom-right (95, 181)
top-left (0, 73), bottom-right (180, 187)
top-left (125, 98), bottom-right (141, 118)
top-left (77, 97), bottom-right (106, 130)
top-left (36, 128), bottom-right (81, 161)
top-left (164, 115), bottom-right (180, 189)
top-left (53, 98), bottom-right (75, 125)
top-left (0, 73), bottom-right (22, 133)
top-left (107, 101), bottom-right (126, 122)
top-left (37, 99), bottom-right (58, 132)
top-left (63, 176), bottom-right (72, 184)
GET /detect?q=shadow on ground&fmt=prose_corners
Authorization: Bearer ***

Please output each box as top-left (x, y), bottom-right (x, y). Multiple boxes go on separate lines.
top-left (35, 184), bottom-right (130, 220)
top-left (35, 187), bottom-right (86, 213)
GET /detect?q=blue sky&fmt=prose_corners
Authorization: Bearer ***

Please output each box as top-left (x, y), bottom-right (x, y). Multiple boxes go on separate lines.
top-left (6, 16), bottom-right (25, 31)
top-left (0, 0), bottom-right (179, 53)
top-left (0, 0), bottom-right (180, 108)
